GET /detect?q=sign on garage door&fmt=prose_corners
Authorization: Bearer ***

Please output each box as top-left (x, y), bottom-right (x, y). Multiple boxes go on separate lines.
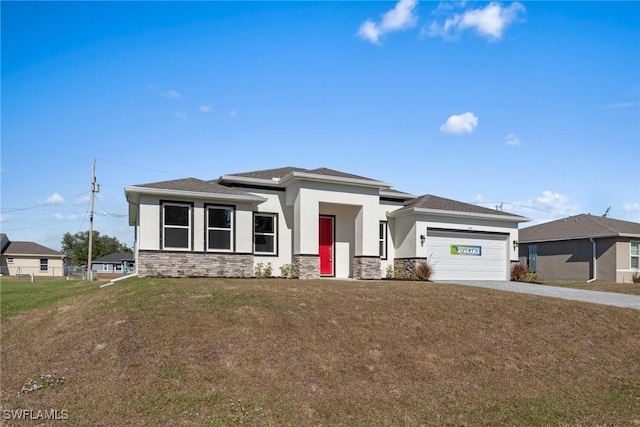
top-left (427, 229), bottom-right (508, 281)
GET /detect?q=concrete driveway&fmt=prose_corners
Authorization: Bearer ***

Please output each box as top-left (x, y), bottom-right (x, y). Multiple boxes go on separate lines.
top-left (434, 280), bottom-right (640, 310)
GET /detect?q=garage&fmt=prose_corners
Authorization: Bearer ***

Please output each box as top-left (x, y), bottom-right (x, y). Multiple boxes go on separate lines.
top-left (426, 229), bottom-right (509, 281)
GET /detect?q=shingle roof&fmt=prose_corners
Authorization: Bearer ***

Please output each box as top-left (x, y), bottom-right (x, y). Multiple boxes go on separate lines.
top-left (404, 194), bottom-right (526, 218)
top-left (224, 167), bottom-right (307, 180)
top-left (225, 166), bottom-right (382, 183)
top-left (520, 214), bottom-right (640, 242)
top-left (3, 241), bottom-right (63, 256)
top-left (93, 252), bottom-right (134, 263)
top-left (131, 178), bottom-right (250, 196)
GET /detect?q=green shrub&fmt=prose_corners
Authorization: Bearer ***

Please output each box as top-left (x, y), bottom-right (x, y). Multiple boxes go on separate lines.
top-left (632, 271), bottom-right (640, 284)
top-left (279, 263), bottom-right (293, 279)
top-left (255, 262), bottom-right (273, 278)
top-left (526, 271), bottom-right (540, 283)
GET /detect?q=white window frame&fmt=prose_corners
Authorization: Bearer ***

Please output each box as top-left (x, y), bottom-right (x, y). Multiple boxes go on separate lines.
top-left (206, 205), bottom-right (234, 252)
top-left (40, 258), bottom-right (48, 272)
top-left (631, 241), bottom-right (639, 270)
top-left (7, 257), bottom-right (13, 264)
top-left (379, 221), bottom-right (387, 260)
top-left (162, 202), bottom-right (192, 251)
top-left (254, 213), bottom-right (277, 255)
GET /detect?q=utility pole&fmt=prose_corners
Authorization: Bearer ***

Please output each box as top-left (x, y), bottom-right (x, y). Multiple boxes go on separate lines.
top-left (87, 159), bottom-right (99, 281)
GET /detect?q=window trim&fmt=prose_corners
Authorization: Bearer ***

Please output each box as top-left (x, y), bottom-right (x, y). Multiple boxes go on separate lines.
top-left (40, 258), bottom-right (48, 272)
top-left (205, 204), bottom-right (235, 253)
top-left (161, 201), bottom-right (193, 251)
top-left (631, 241), bottom-right (639, 270)
top-left (379, 221), bottom-right (388, 260)
top-left (7, 257), bottom-right (13, 264)
top-left (254, 212), bottom-right (278, 256)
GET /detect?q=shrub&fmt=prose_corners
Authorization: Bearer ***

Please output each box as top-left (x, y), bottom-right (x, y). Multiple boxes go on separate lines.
top-left (279, 263), bottom-right (293, 279)
top-left (255, 262), bottom-right (273, 278)
top-left (526, 271), bottom-right (540, 283)
top-left (412, 261), bottom-right (433, 281)
top-left (632, 271), bottom-right (640, 284)
top-left (510, 263), bottom-right (528, 282)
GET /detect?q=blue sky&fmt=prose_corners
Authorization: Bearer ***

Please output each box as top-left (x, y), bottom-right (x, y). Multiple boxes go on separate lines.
top-left (2, 1), bottom-right (639, 251)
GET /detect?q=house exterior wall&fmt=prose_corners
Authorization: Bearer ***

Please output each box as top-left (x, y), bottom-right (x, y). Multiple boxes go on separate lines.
top-left (616, 239), bottom-right (640, 282)
top-left (1, 256), bottom-right (64, 277)
top-left (520, 237), bottom-right (625, 282)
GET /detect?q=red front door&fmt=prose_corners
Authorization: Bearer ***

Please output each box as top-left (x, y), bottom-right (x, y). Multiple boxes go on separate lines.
top-left (319, 216), bottom-right (334, 276)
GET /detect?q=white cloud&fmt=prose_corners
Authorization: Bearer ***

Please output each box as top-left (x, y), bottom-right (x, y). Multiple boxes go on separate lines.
top-left (357, 0), bottom-right (419, 45)
top-left (229, 109), bottom-right (238, 117)
top-left (622, 202), bottom-right (640, 212)
top-left (46, 193), bottom-right (65, 205)
top-left (521, 190), bottom-right (579, 218)
top-left (440, 112), bottom-right (478, 134)
top-left (161, 89), bottom-right (182, 99)
top-left (199, 105), bottom-right (212, 113)
top-left (175, 111), bottom-right (188, 120)
top-left (0, 214), bottom-right (10, 223)
top-left (426, 2), bottom-right (525, 41)
top-left (473, 193), bottom-right (484, 202)
top-left (505, 133), bottom-right (521, 146)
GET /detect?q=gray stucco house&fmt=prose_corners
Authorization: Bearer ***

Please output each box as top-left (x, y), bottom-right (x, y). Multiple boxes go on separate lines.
top-left (125, 166), bottom-right (528, 280)
top-left (518, 214), bottom-right (640, 283)
top-left (91, 252), bottom-right (135, 274)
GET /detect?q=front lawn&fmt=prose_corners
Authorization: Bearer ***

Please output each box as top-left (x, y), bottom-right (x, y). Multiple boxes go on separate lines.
top-left (2, 277), bottom-right (639, 426)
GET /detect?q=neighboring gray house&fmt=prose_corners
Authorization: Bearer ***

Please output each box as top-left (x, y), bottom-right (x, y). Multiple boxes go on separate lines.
top-left (518, 214), bottom-right (640, 283)
top-left (125, 166), bottom-right (529, 280)
top-left (92, 252), bottom-right (135, 274)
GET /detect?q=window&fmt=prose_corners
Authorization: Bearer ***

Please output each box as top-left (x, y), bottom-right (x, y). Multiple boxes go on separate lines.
top-left (103, 264), bottom-right (110, 271)
top-left (379, 221), bottom-right (387, 259)
top-left (40, 259), bottom-right (48, 272)
top-left (7, 257), bottom-right (13, 264)
top-left (163, 203), bottom-right (191, 249)
top-left (254, 213), bottom-right (277, 255)
top-left (207, 206), bottom-right (234, 251)
top-left (631, 242), bottom-right (639, 269)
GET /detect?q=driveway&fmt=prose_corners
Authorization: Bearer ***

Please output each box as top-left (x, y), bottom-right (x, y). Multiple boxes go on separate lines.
top-left (435, 280), bottom-right (640, 310)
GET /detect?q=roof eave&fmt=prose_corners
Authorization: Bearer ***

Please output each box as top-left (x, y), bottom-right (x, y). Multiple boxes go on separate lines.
top-left (280, 171), bottom-right (393, 189)
top-left (124, 186), bottom-right (266, 203)
top-left (520, 232), bottom-right (640, 243)
top-left (380, 190), bottom-right (417, 200)
top-left (388, 207), bottom-right (530, 222)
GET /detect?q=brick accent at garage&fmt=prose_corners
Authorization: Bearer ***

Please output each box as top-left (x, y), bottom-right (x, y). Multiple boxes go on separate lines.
top-left (394, 257), bottom-right (428, 280)
top-left (353, 256), bottom-right (381, 280)
top-left (292, 254), bottom-right (319, 279)
top-left (137, 251), bottom-right (253, 278)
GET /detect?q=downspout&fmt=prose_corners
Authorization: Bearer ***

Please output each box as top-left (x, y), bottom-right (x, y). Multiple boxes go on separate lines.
top-left (587, 237), bottom-right (597, 283)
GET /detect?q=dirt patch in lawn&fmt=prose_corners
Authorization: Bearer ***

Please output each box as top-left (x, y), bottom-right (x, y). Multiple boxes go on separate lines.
top-left (2, 278), bottom-right (639, 426)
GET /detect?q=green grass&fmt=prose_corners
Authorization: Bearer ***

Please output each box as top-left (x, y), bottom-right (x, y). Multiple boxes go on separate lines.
top-left (0, 277), bottom-right (102, 320)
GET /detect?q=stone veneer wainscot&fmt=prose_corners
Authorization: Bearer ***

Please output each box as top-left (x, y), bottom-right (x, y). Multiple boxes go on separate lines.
top-left (292, 254), bottom-right (320, 279)
top-left (137, 251), bottom-right (254, 278)
top-left (393, 257), bottom-right (428, 280)
top-left (353, 256), bottom-right (381, 280)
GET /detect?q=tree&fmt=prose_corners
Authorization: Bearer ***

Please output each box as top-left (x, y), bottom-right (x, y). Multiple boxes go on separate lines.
top-left (61, 231), bottom-right (131, 266)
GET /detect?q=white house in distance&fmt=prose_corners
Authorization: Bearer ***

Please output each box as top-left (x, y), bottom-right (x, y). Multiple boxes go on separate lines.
top-left (0, 233), bottom-right (65, 277)
top-left (124, 167), bottom-right (528, 280)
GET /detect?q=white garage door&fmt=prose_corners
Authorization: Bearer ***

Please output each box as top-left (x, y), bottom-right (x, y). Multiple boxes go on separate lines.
top-left (426, 230), bottom-right (508, 281)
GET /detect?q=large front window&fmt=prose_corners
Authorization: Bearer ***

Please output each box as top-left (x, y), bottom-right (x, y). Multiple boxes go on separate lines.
top-left (632, 242), bottom-right (639, 269)
top-left (254, 213), bottom-right (277, 255)
top-left (163, 203), bottom-right (191, 250)
top-left (207, 206), bottom-right (234, 251)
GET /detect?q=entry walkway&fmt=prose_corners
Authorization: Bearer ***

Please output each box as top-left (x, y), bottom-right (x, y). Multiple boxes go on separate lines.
top-left (434, 280), bottom-right (640, 310)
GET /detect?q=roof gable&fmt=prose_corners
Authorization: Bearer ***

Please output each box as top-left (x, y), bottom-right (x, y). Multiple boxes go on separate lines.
top-left (520, 214), bottom-right (640, 242)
